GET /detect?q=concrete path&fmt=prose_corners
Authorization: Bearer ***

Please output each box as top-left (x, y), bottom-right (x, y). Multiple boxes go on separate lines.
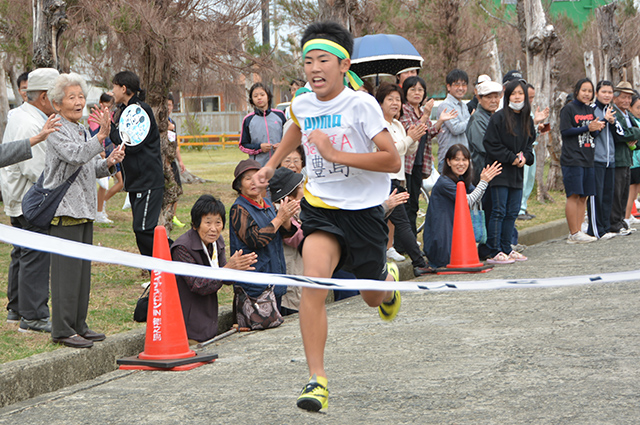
top-left (1, 233), bottom-right (640, 424)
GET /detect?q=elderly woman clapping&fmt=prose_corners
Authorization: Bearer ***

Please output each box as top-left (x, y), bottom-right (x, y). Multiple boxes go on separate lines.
top-left (42, 73), bottom-right (125, 349)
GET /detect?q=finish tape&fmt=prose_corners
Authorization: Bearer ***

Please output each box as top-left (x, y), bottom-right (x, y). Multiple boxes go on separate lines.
top-left (0, 223), bottom-right (637, 292)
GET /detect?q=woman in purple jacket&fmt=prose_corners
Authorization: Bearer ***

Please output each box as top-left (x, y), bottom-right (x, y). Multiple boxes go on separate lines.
top-left (171, 195), bottom-right (257, 343)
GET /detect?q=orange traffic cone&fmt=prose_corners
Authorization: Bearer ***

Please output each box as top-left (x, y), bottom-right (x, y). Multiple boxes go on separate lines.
top-left (632, 201), bottom-right (640, 218)
top-left (438, 181), bottom-right (492, 275)
top-left (117, 226), bottom-right (217, 371)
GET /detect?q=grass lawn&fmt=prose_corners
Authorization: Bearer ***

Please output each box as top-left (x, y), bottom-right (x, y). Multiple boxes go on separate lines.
top-left (0, 146), bottom-right (566, 363)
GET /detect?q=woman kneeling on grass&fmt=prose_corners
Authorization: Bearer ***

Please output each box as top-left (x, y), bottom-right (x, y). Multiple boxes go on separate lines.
top-left (423, 144), bottom-right (501, 269)
top-left (171, 195), bottom-right (257, 344)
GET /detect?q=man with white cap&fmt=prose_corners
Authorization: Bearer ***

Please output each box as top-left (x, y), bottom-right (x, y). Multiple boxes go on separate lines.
top-left (0, 68), bottom-right (59, 333)
top-left (466, 74), bottom-right (492, 114)
top-left (466, 79), bottom-right (503, 184)
top-left (610, 81), bottom-right (640, 234)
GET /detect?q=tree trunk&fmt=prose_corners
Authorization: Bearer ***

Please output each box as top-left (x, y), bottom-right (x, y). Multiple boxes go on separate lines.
top-left (262, 0), bottom-right (270, 47)
top-left (139, 0), bottom-right (181, 235)
top-left (546, 91), bottom-right (567, 192)
top-left (32, 0), bottom-right (67, 69)
top-left (596, 3), bottom-right (623, 85)
top-left (633, 56), bottom-right (640, 93)
top-left (487, 37), bottom-right (502, 84)
top-left (584, 51), bottom-right (596, 85)
top-left (318, 0), bottom-right (356, 31)
top-left (0, 65), bottom-right (10, 141)
top-left (517, 0), bottom-right (560, 202)
top-left (5, 63), bottom-right (23, 108)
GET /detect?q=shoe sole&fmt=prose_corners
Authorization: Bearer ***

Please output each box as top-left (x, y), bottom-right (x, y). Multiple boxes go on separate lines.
top-left (7, 319), bottom-right (19, 324)
top-left (52, 340), bottom-right (93, 348)
top-left (18, 327), bottom-right (51, 334)
top-left (297, 397), bottom-right (324, 412)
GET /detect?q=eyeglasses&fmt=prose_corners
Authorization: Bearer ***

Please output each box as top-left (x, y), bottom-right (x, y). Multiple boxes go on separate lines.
top-left (282, 158), bottom-right (301, 165)
top-left (450, 82), bottom-right (468, 88)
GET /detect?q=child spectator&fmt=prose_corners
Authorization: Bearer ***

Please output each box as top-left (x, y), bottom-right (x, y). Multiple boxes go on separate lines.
top-left (239, 83), bottom-right (286, 166)
top-left (560, 78), bottom-right (602, 244)
top-left (587, 80), bottom-right (618, 239)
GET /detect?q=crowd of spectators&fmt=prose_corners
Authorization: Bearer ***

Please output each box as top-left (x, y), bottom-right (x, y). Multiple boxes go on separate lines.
top-left (3, 63), bottom-right (640, 348)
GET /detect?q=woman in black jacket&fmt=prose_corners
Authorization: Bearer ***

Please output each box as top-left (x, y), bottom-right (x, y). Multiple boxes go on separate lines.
top-left (483, 80), bottom-right (535, 264)
top-left (109, 71), bottom-right (164, 257)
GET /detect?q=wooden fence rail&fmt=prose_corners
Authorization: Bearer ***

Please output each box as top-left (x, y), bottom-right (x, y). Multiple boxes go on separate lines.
top-left (177, 134), bottom-right (241, 149)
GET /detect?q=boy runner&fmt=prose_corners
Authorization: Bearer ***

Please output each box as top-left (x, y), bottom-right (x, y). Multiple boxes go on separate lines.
top-left (253, 21), bottom-right (402, 412)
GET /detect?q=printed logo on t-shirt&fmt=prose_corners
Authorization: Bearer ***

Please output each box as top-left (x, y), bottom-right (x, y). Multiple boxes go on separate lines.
top-left (574, 113), bottom-right (595, 149)
top-left (304, 114), bottom-right (342, 131)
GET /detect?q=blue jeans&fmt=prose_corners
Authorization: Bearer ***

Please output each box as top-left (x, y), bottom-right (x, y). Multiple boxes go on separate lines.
top-left (488, 186), bottom-right (522, 256)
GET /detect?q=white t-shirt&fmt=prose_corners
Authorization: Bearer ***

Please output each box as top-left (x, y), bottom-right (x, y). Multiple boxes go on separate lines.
top-left (290, 88), bottom-right (390, 210)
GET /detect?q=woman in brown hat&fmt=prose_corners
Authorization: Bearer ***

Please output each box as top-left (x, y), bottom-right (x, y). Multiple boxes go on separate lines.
top-left (228, 159), bottom-right (300, 310)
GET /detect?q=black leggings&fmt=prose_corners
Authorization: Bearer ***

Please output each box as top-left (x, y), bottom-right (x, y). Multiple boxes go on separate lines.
top-left (389, 180), bottom-right (426, 268)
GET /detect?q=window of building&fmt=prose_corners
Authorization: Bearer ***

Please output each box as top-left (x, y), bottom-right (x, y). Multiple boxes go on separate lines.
top-left (185, 96), bottom-right (221, 112)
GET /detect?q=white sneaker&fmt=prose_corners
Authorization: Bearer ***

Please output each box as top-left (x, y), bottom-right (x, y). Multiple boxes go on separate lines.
top-left (600, 232), bottom-right (617, 240)
top-left (625, 216), bottom-right (640, 225)
top-left (122, 195), bottom-right (131, 210)
top-left (95, 212), bottom-right (113, 224)
top-left (386, 247), bottom-right (406, 262)
top-left (567, 231), bottom-right (597, 244)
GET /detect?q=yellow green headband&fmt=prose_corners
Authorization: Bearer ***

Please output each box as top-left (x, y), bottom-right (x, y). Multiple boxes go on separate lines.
top-left (302, 38), bottom-right (363, 90)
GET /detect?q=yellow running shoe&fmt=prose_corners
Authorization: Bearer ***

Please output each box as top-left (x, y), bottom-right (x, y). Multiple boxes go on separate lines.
top-left (297, 374), bottom-right (329, 411)
top-left (378, 290), bottom-right (401, 322)
top-left (172, 216), bottom-right (186, 228)
top-left (386, 262), bottom-right (399, 282)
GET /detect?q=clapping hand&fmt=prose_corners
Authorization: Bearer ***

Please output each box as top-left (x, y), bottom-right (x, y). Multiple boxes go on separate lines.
top-left (276, 196), bottom-right (300, 222)
top-left (385, 188), bottom-right (410, 210)
top-left (588, 117), bottom-right (605, 132)
top-left (226, 249), bottom-right (258, 271)
top-left (480, 161), bottom-right (502, 182)
top-left (90, 106), bottom-right (112, 142)
top-left (533, 106), bottom-right (550, 125)
top-left (439, 108), bottom-right (458, 122)
top-left (31, 114), bottom-right (61, 146)
top-left (407, 123), bottom-right (427, 142)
